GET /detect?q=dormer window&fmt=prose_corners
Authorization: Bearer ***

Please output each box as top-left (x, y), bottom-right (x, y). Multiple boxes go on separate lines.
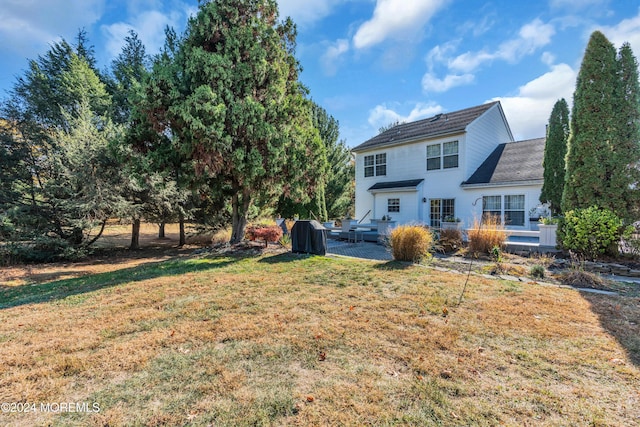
top-left (427, 141), bottom-right (458, 170)
top-left (364, 153), bottom-right (386, 177)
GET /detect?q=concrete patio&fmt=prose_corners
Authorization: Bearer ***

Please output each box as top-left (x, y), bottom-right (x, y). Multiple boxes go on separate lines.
top-left (326, 237), bottom-right (392, 261)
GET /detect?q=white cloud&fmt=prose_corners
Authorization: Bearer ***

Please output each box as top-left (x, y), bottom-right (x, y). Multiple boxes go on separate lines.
top-left (491, 62), bottom-right (576, 140)
top-left (321, 39), bottom-right (350, 76)
top-left (594, 9), bottom-right (640, 53)
top-left (422, 40), bottom-right (475, 92)
top-left (0, 0), bottom-right (105, 56)
top-left (422, 72), bottom-right (474, 92)
top-left (541, 51), bottom-right (556, 66)
top-left (353, 0), bottom-right (449, 49)
top-left (102, 8), bottom-right (186, 58)
top-left (449, 19), bottom-right (555, 73)
top-left (368, 102), bottom-right (443, 130)
top-left (425, 40), bottom-right (459, 69)
top-left (448, 51), bottom-right (493, 74)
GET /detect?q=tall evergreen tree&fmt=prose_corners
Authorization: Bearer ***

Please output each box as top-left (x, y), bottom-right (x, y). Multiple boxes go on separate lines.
top-left (148, 0), bottom-right (325, 243)
top-left (563, 31), bottom-right (640, 222)
top-left (311, 103), bottom-right (354, 219)
top-left (1, 47), bottom-right (122, 252)
top-left (562, 31), bottom-right (620, 215)
top-left (0, 120), bottom-right (30, 239)
top-left (613, 42), bottom-right (640, 220)
top-left (135, 27), bottom-right (196, 247)
top-left (276, 102), bottom-right (354, 221)
top-left (109, 30), bottom-right (149, 124)
top-left (75, 28), bottom-right (98, 71)
top-left (540, 98), bottom-right (569, 215)
top-left (107, 30), bottom-right (181, 249)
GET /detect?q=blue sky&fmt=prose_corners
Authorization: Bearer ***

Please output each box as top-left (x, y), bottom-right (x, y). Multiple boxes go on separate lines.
top-left (1, 0), bottom-right (639, 146)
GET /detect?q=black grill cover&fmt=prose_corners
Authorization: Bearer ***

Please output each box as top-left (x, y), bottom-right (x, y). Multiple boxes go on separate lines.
top-left (291, 220), bottom-right (327, 255)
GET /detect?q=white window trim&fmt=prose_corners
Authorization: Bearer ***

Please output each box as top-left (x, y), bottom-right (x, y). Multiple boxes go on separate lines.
top-left (364, 153), bottom-right (387, 177)
top-left (482, 194), bottom-right (526, 227)
top-left (429, 198), bottom-right (455, 227)
top-left (427, 141), bottom-right (458, 171)
top-left (388, 198), bottom-right (400, 213)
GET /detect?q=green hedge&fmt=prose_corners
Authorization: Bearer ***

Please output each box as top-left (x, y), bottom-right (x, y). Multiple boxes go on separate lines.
top-left (560, 206), bottom-right (632, 259)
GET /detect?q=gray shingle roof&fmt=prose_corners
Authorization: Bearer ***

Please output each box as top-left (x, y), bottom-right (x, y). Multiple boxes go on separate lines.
top-left (462, 137), bottom-right (545, 186)
top-left (352, 101), bottom-right (500, 152)
top-left (368, 179), bottom-right (424, 191)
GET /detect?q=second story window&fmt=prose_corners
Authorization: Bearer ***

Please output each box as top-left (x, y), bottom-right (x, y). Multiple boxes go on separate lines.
top-left (427, 141), bottom-right (459, 170)
top-left (426, 144), bottom-right (441, 170)
top-left (364, 153), bottom-right (386, 177)
top-left (443, 141), bottom-right (459, 168)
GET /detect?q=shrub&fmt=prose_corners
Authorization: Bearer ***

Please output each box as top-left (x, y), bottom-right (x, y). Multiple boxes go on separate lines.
top-left (278, 234), bottom-right (292, 249)
top-left (437, 228), bottom-right (463, 253)
top-left (246, 225), bottom-right (283, 247)
top-left (0, 236), bottom-right (89, 264)
top-left (467, 215), bottom-right (508, 255)
top-left (388, 225), bottom-right (433, 262)
top-left (560, 270), bottom-right (605, 289)
top-left (530, 264), bottom-right (545, 279)
top-left (490, 245), bottom-right (503, 262)
top-left (540, 216), bottom-right (560, 225)
top-left (560, 206), bottom-right (632, 259)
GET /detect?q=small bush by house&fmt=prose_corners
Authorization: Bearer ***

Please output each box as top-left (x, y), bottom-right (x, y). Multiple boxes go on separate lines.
top-left (530, 264), bottom-right (545, 279)
top-left (467, 215), bottom-right (508, 255)
top-left (388, 225), bottom-right (433, 262)
top-left (560, 206), bottom-right (632, 259)
top-left (437, 228), bottom-right (463, 253)
top-left (245, 225), bottom-right (283, 247)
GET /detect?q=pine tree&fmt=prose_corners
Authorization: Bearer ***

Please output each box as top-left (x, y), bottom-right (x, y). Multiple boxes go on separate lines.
top-left (540, 98), bottom-right (569, 215)
top-left (107, 30), bottom-right (180, 249)
top-left (133, 27), bottom-right (196, 247)
top-left (148, 0), bottom-right (325, 243)
top-left (562, 31), bottom-right (619, 215)
top-left (613, 42), bottom-right (640, 220)
top-left (312, 103), bottom-right (354, 219)
top-left (1, 47), bottom-right (123, 253)
top-left (563, 31), bottom-right (640, 222)
top-left (109, 30), bottom-right (149, 124)
top-left (75, 28), bottom-right (98, 71)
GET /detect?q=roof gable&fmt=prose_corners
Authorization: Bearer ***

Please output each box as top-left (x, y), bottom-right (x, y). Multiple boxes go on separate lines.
top-left (352, 101), bottom-right (501, 152)
top-left (463, 137), bottom-right (545, 186)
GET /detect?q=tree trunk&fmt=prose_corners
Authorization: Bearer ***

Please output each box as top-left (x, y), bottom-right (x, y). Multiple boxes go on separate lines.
top-left (85, 219), bottom-right (108, 247)
top-left (178, 212), bottom-right (186, 247)
top-left (230, 187), bottom-right (252, 244)
top-left (130, 218), bottom-right (140, 250)
top-left (158, 222), bottom-right (165, 239)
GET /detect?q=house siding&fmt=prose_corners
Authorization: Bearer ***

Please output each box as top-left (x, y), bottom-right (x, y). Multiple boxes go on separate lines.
top-left (462, 183), bottom-right (543, 229)
top-left (463, 103), bottom-right (514, 178)
top-left (355, 133), bottom-right (467, 224)
top-left (372, 190), bottom-right (422, 224)
top-left (353, 102), bottom-right (540, 230)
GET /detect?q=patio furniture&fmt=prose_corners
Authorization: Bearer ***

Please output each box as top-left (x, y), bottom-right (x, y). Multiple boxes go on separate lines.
top-left (347, 229), bottom-right (364, 243)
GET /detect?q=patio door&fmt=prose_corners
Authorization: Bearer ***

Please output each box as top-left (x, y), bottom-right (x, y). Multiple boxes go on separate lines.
top-left (429, 198), bottom-right (455, 228)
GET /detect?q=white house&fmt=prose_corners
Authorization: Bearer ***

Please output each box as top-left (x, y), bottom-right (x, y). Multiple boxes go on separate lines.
top-left (352, 101), bottom-right (546, 230)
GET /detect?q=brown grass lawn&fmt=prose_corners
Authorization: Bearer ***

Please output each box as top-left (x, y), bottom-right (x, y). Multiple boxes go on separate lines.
top-left (1, 235), bottom-right (639, 425)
